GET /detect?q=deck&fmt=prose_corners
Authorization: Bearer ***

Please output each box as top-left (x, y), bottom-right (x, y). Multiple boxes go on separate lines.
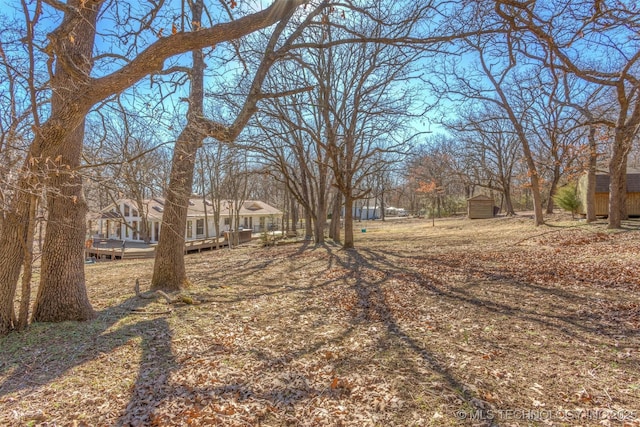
top-left (86, 238), bottom-right (230, 261)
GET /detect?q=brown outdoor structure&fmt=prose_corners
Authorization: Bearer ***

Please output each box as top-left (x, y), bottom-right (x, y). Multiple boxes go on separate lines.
top-left (88, 198), bottom-right (283, 243)
top-left (577, 169), bottom-right (640, 217)
top-left (467, 194), bottom-right (495, 219)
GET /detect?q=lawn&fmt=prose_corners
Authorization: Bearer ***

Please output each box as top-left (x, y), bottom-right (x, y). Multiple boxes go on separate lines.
top-left (1, 215), bottom-right (639, 426)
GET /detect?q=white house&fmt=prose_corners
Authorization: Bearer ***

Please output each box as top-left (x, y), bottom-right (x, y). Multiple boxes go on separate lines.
top-left (384, 206), bottom-right (408, 217)
top-left (346, 198), bottom-right (383, 220)
top-left (90, 197), bottom-right (283, 243)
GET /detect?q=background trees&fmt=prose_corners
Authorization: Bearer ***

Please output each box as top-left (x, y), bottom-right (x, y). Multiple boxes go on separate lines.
top-left (0, 0), bottom-right (307, 334)
top-left (493, 0), bottom-right (640, 228)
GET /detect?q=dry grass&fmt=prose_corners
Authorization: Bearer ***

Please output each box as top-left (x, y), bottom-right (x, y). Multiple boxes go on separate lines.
top-left (1, 214), bottom-right (639, 426)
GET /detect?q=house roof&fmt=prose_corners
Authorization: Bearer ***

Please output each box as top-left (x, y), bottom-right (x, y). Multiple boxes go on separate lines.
top-left (214, 200), bottom-right (283, 217)
top-left (96, 197), bottom-right (282, 220)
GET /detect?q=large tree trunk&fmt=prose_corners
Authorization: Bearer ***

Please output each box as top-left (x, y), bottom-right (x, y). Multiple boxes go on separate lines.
top-left (519, 138), bottom-right (544, 225)
top-left (152, 0), bottom-right (206, 291)
top-left (304, 207), bottom-right (313, 240)
top-left (528, 173), bottom-right (544, 225)
top-left (8, 1), bottom-right (101, 328)
top-left (0, 195), bottom-right (29, 334)
top-left (329, 191), bottom-right (342, 243)
top-left (343, 194), bottom-right (355, 249)
top-left (313, 183), bottom-right (327, 244)
top-left (608, 144), bottom-right (629, 229)
top-left (585, 126), bottom-right (597, 223)
top-left (313, 204), bottom-right (327, 244)
top-left (608, 126), bottom-right (634, 229)
top-left (18, 193), bottom-right (37, 330)
top-left (500, 182), bottom-right (516, 216)
top-left (151, 129), bottom-right (200, 290)
top-left (546, 165), bottom-right (561, 214)
top-left (32, 123), bottom-right (95, 323)
top-left (619, 156), bottom-right (628, 221)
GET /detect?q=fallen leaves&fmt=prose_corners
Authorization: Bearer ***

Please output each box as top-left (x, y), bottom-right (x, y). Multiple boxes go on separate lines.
top-left (1, 217), bottom-right (640, 425)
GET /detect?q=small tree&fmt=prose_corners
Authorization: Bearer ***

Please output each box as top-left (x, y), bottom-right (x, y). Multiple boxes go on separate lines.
top-left (416, 180), bottom-right (439, 226)
top-left (553, 183), bottom-right (581, 219)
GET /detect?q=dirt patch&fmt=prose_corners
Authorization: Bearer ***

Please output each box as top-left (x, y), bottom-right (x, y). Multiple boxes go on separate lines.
top-left (1, 215), bottom-right (639, 426)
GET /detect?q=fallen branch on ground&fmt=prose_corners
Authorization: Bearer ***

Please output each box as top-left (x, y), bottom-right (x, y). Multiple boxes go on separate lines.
top-left (134, 278), bottom-right (197, 305)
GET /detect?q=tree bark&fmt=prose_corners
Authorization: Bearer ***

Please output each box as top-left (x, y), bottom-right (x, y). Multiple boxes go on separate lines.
top-left (24, 0), bottom-right (101, 325)
top-left (343, 194), bottom-right (354, 249)
top-left (329, 191), bottom-right (342, 243)
top-left (290, 196), bottom-right (298, 235)
top-left (608, 154), bottom-right (625, 229)
top-left (313, 175), bottom-right (327, 244)
top-left (546, 164), bottom-right (561, 214)
top-left (608, 122), bottom-right (636, 228)
top-left (152, 0), bottom-right (206, 291)
top-left (304, 206), bottom-right (313, 240)
top-left (151, 128), bottom-right (201, 290)
top-left (502, 184), bottom-right (516, 216)
top-left (608, 145), bottom-right (629, 229)
top-left (17, 193), bottom-right (37, 330)
top-left (0, 197), bottom-right (28, 334)
top-left (32, 123), bottom-right (95, 323)
top-left (585, 126), bottom-right (597, 223)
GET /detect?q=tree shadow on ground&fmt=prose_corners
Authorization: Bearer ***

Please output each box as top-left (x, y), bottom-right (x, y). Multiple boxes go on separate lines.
top-left (319, 244), bottom-right (639, 423)
top-left (0, 292), bottom-right (177, 426)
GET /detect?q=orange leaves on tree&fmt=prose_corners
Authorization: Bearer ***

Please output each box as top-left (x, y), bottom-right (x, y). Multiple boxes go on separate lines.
top-left (416, 180), bottom-right (437, 194)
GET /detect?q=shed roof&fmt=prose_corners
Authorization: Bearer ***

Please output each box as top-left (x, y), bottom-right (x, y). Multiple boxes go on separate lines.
top-left (595, 173), bottom-right (640, 193)
top-left (467, 194), bottom-right (494, 201)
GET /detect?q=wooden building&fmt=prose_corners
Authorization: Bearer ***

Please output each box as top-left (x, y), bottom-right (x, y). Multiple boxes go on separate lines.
top-left (467, 194), bottom-right (495, 219)
top-left (577, 170), bottom-right (640, 217)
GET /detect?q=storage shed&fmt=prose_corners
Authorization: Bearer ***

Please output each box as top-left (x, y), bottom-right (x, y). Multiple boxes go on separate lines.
top-left (467, 194), bottom-right (495, 219)
top-left (577, 169), bottom-right (640, 216)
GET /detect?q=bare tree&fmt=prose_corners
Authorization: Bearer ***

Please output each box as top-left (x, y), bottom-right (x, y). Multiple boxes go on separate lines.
top-left (253, 74), bottom-right (334, 244)
top-left (446, 108), bottom-right (521, 216)
top-left (320, 17), bottom-right (422, 247)
top-left (0, 0), bottom-right (308, 334)
top-left (197, 142), bottom-right (227, 244)
top-left (433, 25), bottom-right (547, 224)
top-left (558, 80), bottom-right (611, 222)
top-left (494, 0), bottom-right (640, 228)
top-left (151, 0), bottom-right (332, 290)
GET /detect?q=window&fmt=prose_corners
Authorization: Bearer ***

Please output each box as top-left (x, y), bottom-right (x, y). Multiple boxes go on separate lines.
top-left (124, 204), bottom-right (130, 216)
top-left (186, 221), bottom-right (193, 238)
top-left (224, 218), bottom-right (230, 226)
top-left (196, 219), bottom-right (204, 236)
top-left (259, 217), bottom-right (265, 230)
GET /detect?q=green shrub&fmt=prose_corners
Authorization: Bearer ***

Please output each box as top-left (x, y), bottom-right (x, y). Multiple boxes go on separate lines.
top-left (553, 183), bottom-right (582, 218)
